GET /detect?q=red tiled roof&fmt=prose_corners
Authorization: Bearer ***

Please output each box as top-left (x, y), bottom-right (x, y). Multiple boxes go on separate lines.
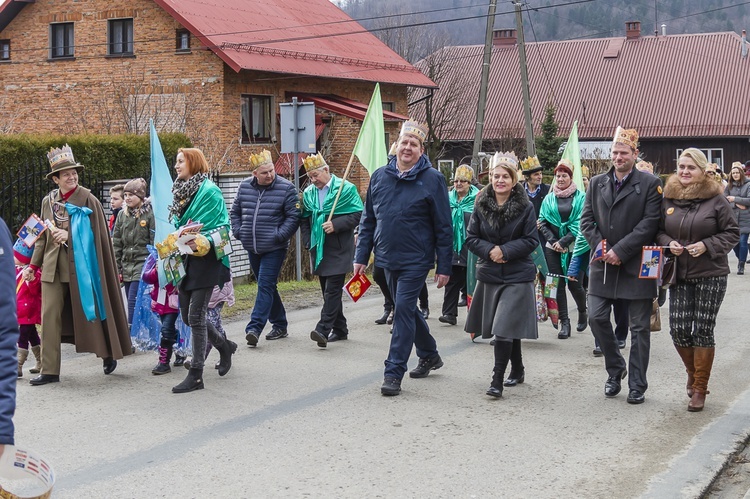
top-left (288, 92), bottom-right (409, 122)
top-left (153, 0), bottom-right (435, 88)
top-left (417, 32), bottom-right (750, 140)
top-left (274, 121), bottom-right (326, 175)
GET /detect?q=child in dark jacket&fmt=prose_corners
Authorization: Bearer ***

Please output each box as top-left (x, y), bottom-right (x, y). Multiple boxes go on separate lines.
top-left (142, 255), bottom-right (180, 374)
top-left (13, 238), bottom-right (42, 377)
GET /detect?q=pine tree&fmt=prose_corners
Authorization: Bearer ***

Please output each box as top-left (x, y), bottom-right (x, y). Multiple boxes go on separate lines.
top-left (536, 101), bottom-right (563, 170)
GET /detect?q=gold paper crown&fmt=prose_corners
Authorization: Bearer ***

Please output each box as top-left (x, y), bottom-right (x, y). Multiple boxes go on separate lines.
top-left (47, 144), bottom-right (78, 169)
top-left (454, 164), bottom-right (474, 182)
top-left (490, 151), bottom-right (519, 170)
top-left (581, 165), bottom-right (590, 178)
top-left (303, 152), bottom-right (328, 171)
top-left (613, 126), bottom-right (639, 150)
top-left (249, 149), bottom-right (273, 169)
top-left (520, 156), bottom-right (542, 173)
top-left (556, 158), bottom-right (574, 171)
top-left (400, 120), bottom-right (428, 143)
top-left (636, 160), bottom-right (654, 174)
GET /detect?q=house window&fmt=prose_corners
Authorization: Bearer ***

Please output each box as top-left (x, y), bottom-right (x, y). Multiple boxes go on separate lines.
top-left (0, 40), bottom-right (9, 61)
top-left (50, 23), bottom-right (74, 59)
top-left (438, 159), bottom-right (454, 177)
top-left (382, 101), bottom-right (394, 112)
top-left (676, 148), bottom-right (724, 171)
top-left (176, 29), bottom-right (190, 52)
top-left (384, 132), bottom-right (391, 153)
top-left (108, 19), bottom-right (134, 56)
top-left (241, 95), bottom-right (273, 143)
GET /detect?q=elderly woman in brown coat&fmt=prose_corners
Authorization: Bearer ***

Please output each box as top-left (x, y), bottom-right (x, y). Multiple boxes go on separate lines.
top-left (656, 148), bottom-right (739, 412)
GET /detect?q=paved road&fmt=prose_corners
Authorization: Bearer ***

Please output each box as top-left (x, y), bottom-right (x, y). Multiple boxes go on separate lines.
top-left (10, 258), bottom-right (750, 498)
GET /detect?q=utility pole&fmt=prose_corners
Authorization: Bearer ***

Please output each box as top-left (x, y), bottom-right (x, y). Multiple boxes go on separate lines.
top-left (514, 0), bottom-right (535, 157)
top-left (471, 0), bottom-right (498, 170)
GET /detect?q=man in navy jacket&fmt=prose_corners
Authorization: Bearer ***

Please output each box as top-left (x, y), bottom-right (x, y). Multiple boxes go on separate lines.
top-left (0, 217), bottom-right (17, 456)
top-left (230, 150), bottom-right (300, 346)
top-left (354, 121), bottom-right (453, 396)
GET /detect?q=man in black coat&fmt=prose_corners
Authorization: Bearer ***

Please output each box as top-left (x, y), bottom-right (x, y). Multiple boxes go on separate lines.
top-left (300, 154), bottom-right (363, 348)
top-left (520, 156), bottom-right (550, 246)
top-left (580, 127), bottom-right (662, 405)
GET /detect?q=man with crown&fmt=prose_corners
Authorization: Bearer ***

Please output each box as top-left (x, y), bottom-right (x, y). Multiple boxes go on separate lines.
top-left (300, 153), bottom-right (363, 348)
top-left (580, 127), bottom-right (662, 404)
top-left (21, 145), bottom-right (131, 385)
top-left (230, 149), bottom-right (300, 346)
top-left (520, 156), bottom-right (550, 246)
top-left (354, 120), bottom-right (453, 396)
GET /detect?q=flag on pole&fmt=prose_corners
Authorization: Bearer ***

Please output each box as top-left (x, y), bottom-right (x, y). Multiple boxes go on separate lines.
top-left (149, 119), bottom-right (174, 244)
top-left (639, 246), bottom-right (663, 279)
top-left (352, 83), bottom-right (388, 176)
top-left (561, 120), bottom-right (584, 192)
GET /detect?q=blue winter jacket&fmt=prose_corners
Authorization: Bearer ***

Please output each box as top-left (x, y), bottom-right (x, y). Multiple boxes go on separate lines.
top-left (0, 218), bottom-right (16, 446)
top-left (355, 155), bottom-right (453, 275)
top-left (230, 175), bottom-right (301, 255)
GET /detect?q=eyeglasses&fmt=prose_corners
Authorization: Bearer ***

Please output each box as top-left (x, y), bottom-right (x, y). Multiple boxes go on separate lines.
top-left (454, 179), bottom-right (468, 184)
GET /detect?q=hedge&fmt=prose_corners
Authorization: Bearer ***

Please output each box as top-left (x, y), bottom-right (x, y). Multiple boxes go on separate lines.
top-left (0, 133), bottom-right (192, 180)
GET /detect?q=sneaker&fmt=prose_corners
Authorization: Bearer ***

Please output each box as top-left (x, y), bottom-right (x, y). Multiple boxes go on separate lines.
top-left (152, 363), bottom-right (171, 375)
top-left (420, 306), bottom-right (430, 320)
top-left (266, 328), bottom-right (288, 341)
top-left (173, 355), bottom-right (186, 367)
top-left (617, 340), bottom-right (626, 349)
top-left (245, 330), bottom-right (260, 346)
top-left (409, 354), bottom-right (444, 378)
top-left (458, 296), bottom-right (468, 307)
top-left (381, 377), bottom-right (401, 396)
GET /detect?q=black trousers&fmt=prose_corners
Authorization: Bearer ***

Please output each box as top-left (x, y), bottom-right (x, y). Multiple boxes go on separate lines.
top-left (373, 265), bottom-right (393, 312)
top-left (316, 274), bottom-right (348, 335)
top-left (441, 265), bottom-right (466, 317)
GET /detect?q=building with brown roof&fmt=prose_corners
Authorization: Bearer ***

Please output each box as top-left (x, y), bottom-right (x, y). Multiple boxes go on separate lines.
top-left (414, 22), bottom-right (750, 175)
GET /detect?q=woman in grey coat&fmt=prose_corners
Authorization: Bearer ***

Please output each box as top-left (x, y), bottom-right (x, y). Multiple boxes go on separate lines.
top-left (724, 162), bottom-right (750, 274)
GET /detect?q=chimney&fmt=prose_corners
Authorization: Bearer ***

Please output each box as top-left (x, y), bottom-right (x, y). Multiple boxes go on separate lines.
top-left (626, 21), bottom-right (641, 40)
top-left (661, 24), bottom-right (667, 36)
top-left (742, 29), bottom-right (748, 58)
top-left (492, 29), bottom-right (517, 47)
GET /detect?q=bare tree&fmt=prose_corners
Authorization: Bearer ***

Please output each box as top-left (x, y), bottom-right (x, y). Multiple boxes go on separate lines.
top-left (0, 96), bottom-right (25, 134)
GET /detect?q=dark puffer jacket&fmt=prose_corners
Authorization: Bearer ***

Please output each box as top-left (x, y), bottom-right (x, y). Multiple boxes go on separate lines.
top-left (464, 183), bottom-right (538, 285)
top-left (230, 175), bottom-right (301, 255)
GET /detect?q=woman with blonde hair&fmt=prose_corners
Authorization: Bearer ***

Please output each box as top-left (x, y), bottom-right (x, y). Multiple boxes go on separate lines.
top-left (656, 148), bottom-right (738, 411)
top-left (724, 162), bottom-right (750, 274)
top-left (464, 152), bottom-right (539, 398)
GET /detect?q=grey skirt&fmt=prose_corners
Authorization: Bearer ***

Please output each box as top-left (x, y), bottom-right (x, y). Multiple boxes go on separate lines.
top-left (464, 281), bottom-right (539, 340)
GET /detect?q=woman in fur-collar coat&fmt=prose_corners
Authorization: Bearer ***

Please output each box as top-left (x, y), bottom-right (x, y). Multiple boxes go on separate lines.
top-left (464, 152), bottom-right (539, 399)
top-left (656, 148), bottom-right (739, 413)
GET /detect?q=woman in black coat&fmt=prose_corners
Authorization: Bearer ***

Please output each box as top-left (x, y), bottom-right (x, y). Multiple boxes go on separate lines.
top-left (464, 152), bottom-right (539, 398)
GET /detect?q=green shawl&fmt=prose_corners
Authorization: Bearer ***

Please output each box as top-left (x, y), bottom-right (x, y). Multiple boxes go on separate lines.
top-left (302, 175), bottom-right (364, 269)
top-left (449, 185), bottom-right (479, 254)
top-left (176, 178), bottom-right (230, 268)
top-left (538, 189), bottom-right (586, 273)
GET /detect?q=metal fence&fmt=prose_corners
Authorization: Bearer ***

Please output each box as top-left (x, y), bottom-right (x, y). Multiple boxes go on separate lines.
top-left (0, 155), bottom-right (104, 234)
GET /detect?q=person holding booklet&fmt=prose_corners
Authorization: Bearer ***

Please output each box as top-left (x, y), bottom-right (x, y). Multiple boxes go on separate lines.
top-left (300, 153), bottom-right (363, 348)
top-left (354, 120), bottom-right (453, 396)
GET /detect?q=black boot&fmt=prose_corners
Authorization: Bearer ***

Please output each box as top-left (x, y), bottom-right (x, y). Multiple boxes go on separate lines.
top-left (172, 368), bottom-right (204, 393)
top-left (558, 318), bottom-right (572, 339)
top-left (216, 339), bottom-right (238, 377)
top-left (375, 308), bottom-right (392, 325)
top-left (576, 310), bottom-right (588, 332)
top-left (487, 340), bottom-right (512, 397)
top-left (739, 262), bottom-right (745, 275)
top-left (152, 342), bottom-right (173, 375)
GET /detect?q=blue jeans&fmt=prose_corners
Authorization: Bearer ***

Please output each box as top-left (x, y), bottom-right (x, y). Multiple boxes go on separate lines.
top-left (159, 312), bottom-right (178, 346)
top-left (733, 233), bottom-right (749, 263)
top-left (384, 268), bottom-right (438, 380)
top-left (246, 248), bottom-right (288, 333)
top-left (123, 281), bottom-right (139, 326)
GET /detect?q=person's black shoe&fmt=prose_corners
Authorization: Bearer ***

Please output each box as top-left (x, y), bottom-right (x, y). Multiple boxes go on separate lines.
top-left (103, 357), bottom-right (117, 375)
top-left (490, 338), bottom-right (496, 346)
top-left (558, 320), bottom-right (571, 339)
top-left (29, 374), bottom-right (59, 386)
top-left (420, 306), bottom-right (429, 320)
top-left (438, 315), bottom-right (457, 325)
top-left (386, 311), bottom-right (394, 325)
top-left (266, 328), bottom-right (288, 341)
top-left (458, 296), bottom-right (468, 307)
top-left (381, 377), bottom-right (401, 396)
top-left (486, 386), bottom-right (503, 398)
top-left (310, 330), bottom-right (328, 348)
top-left (503, 372), bottom-right (525, 387)
top-left (627, 389), bottom-right (645, 404)
top-left (592, 346), bottom-right (603, 357)
top-left (409, 354), bottom-right (444, 378)
top-left (328, 331), bottom-right (348, 342)
top-left (152, 363), bottom-right (171, 375)
top-left (245, 330), bottom-right (259, 346)
top-left (617, 340), bottom-right (626, 349)
top-left (173, 354), bottom-right (186, 367)
top-left (576, 311), bottom-right (588, 332)
top-left (217, 340), bottom-right (237, 377)
top-left (375, 309), bottom-right (391, 325)
top-left (172, 368), bottom-right (204, 393)
top-left (605, 369), bottom-right (627, 397)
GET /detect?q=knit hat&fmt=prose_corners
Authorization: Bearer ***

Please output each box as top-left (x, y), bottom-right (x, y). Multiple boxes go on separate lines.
top-left (732, 161), bottom-right (744, 173)
top-left (124, 178), bottom-right (147, 200)
top-left (554, 158), bottom-right (574, 177)
top-left (13, 238), bottom-right (33, 264)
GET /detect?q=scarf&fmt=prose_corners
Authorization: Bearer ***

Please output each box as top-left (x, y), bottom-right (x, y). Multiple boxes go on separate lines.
top-left (302, 175), bottom-right (364, 269)
top-left (169, 173), bottom-right (207, 221)
top-left (66, 204), bottom-right (107, 322)
top-left (175, 177), bottom-right (231, 268)
top-left (449, 185), bottom-right (479, 253)
top-left (538, 189), bottom-right (586, 273)
top-left (125, 199), bottom-right (152, 219)
top-left (552, 181), bottom-right (578, 198)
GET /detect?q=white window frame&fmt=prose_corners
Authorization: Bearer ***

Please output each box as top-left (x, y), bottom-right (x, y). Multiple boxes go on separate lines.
top-left (240, 94), bottom-right (274, 144)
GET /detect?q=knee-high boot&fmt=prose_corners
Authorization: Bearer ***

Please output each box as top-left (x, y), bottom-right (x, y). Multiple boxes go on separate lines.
top-left (689, 347), bottom-right (715, 412)
top-left (487, 340), bottom-right (512, 398)
top-left (17, 348), bottom-right (28, 377)
top-left (674, 345), bottom-right (695, 398)
top-left (29, 345), bottom-right (42, 374)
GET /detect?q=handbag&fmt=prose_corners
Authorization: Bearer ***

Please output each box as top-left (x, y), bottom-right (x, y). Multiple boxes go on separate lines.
top-left (650, 298), bottom-right (661, 332)
top-left (659, 256), bottom-right (677, 289)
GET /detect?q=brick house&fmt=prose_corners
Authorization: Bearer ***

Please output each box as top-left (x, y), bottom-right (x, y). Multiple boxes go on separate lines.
top-left (0, 0), bottom-right (434, 277)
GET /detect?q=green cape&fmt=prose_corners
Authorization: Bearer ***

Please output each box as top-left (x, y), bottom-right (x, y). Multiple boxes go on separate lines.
top-left (538, 189), bottom-right (586, 273)
top-left (449, 185), bottom-right (479, 254)
top-left (176, 178), bottom-right (231, 268)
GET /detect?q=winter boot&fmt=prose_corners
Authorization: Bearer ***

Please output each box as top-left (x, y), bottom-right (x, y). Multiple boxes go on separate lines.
top-left (674, 345), bottom-right (695, 398)
top-left (558, 318), bottom-right (572, 339)
top-left (216, 339), bottom-right (238, 377)
top-left (375, 307), bottom-right (392, 325)
top-left (152, 342), bottom-right (173, 375)
top-left (739, 262), bottom-right (745, 275)
top-left (688, 347), bottom-right (715, 412)
top-left (487, 340), bottom-right (512, 398)
top-left (17, 348), bottom-right (28, 378)
top-left (29, 345), bottom-right (42, 374)
top-left (172, 368), bottom-right (204, 393)
top-left (173, 353), bottom-right (186, 367)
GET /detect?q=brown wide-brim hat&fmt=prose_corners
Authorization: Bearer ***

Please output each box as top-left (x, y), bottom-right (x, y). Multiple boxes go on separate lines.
top-left (46, 162), bottom-right (84, 180)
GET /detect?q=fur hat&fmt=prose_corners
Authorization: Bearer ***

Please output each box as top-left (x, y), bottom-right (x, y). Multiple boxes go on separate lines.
top-left (124, 178), bottom-right (148, 200)
top-left (13, 238), bottom-right (33, 264)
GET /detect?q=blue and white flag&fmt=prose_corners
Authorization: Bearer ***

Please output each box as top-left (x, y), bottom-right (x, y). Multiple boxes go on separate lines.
top-left (640, 246), bottom-right (663, 279)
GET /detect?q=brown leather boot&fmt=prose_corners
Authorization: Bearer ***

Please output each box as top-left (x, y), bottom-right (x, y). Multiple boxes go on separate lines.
top-left (674, 345), bottom-right (695, 398)
top-left (688, 347), bottom-right (715, 412)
